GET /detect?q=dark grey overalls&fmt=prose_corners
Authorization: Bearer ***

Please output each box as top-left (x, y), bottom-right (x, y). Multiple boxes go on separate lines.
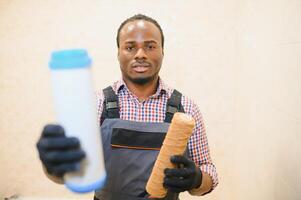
top-left (94, 86), bottom-right (189, 200)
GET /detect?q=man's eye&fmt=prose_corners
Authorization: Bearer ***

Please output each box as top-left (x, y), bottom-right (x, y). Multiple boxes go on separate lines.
top-left (126, 46), bottom-right (134, 51)
top-left (146, 45), bottom-right (155, 50)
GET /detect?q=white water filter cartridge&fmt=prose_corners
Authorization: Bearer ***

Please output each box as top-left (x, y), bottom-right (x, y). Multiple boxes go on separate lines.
top-left (49, 49), bottom-right (106, 193)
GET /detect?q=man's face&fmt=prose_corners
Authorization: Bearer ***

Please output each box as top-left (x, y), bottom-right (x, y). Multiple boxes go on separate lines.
top-left (118, 20), bottom-right (164, 85)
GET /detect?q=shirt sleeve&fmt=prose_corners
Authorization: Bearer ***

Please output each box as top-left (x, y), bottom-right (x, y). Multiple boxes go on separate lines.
top-left (182, 97), bottom-right (219, 193)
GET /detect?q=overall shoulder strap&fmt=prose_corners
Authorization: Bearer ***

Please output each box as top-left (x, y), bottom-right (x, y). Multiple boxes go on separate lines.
top-left (100, 86), bottom-right (120, 125)
top-left (164, 89), bottom-right (185, 123)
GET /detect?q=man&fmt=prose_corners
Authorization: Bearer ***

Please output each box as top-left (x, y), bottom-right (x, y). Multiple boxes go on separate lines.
top-left (37, 14), bottom-right (218, 200)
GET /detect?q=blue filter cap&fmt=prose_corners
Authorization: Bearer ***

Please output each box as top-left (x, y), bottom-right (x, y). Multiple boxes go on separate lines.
top-left (49, 49), bottom-right (92, 70)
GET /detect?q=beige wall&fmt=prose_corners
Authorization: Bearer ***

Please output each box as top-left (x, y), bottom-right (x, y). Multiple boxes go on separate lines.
top-left (1, 0), bottom-right (300, 199)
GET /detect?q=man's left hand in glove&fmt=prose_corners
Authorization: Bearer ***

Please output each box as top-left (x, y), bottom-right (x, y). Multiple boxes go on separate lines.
top-left (163, 155), bottom-right (203, 193)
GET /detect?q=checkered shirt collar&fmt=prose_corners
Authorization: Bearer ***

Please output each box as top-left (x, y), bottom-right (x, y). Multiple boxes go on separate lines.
top-left (112, 77), bottom-right (169, 98)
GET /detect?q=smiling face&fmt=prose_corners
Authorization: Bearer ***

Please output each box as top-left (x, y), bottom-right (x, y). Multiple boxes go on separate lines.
top-left (118, 20), bottom-right (164, 85)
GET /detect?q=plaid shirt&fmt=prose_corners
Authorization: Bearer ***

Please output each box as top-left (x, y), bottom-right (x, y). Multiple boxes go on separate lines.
top-left (96, 78), bottom-right (218, 192)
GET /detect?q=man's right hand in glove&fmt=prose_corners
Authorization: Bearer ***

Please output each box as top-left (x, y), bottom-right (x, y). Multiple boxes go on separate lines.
top-left (36, 124), bottom-right (86, 178)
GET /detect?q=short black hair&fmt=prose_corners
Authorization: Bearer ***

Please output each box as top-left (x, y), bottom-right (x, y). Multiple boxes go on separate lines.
top-left (116, 14), bottom-right (164, 48)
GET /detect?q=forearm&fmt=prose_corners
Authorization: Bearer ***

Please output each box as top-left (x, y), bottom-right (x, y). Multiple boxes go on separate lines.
top-left (189, 172), bottom-right (213, 196)
top-left (42, 165), bottom-right (64, 184)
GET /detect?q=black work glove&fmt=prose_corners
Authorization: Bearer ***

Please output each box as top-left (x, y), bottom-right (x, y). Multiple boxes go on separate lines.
top-left (163, 155), bottom-right (202, 193)
top-left (36, 124), bottom-right (86, 177)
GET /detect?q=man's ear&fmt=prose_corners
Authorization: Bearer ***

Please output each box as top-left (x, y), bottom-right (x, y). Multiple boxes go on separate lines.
top-left (162, 48), bottom-right (164, 56)
top-left (117, 48), bottom-right (120, 60)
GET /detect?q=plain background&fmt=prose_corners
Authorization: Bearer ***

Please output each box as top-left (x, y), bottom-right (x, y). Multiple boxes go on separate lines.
top-left (0, 0), bottom-right (300, 199)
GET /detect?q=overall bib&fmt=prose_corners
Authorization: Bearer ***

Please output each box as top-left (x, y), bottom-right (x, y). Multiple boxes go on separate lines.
top-left (94, 86), bottom-right (188, 200)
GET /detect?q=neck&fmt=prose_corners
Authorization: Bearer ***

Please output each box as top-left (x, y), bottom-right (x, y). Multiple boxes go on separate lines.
top-left (123, 77), bottom-right (159, 102)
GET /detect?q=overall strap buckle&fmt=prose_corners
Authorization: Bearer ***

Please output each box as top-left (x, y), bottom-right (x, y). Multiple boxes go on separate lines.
top-left (100, 86), bottom-right (120, 124)
top-left (164, 89), bottom-right (185, 123)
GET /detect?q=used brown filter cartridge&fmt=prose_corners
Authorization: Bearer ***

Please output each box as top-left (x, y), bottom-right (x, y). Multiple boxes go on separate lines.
top-left (146, 112), bottom-right (196, 198)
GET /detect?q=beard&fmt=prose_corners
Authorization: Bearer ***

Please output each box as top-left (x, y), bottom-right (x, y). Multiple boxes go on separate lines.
top-left (120, 62), bottom-right (161, 86)
top-left (124, 73), bottom-right (158, 85)
top-left (131, 76), bottom-right (154, 85)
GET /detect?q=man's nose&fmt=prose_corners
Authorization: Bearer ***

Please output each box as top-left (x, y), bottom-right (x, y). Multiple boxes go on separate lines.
top-left (135, 48), bottom-right (147, 60)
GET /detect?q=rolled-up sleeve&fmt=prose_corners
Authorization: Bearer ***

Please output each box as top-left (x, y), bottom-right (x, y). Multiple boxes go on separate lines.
top-left (182, 98), bottom-right (219, 193)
